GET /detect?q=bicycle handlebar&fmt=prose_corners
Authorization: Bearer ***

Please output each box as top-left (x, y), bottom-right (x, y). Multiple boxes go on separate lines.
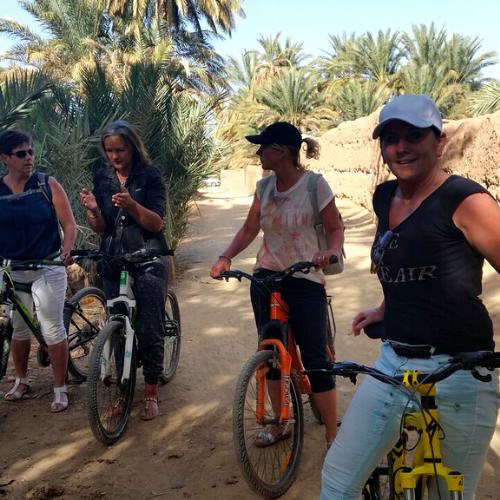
top-left (70, 248), bottom-right (174, 264)
top-left (1, 258), bottom-right (65, 271)
top-left (219, 256), bottom-right (338, 285)
top-left (305, 351), bottom-right (500, 387)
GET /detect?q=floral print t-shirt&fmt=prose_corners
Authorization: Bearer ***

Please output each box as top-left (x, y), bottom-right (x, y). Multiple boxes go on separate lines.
top-left (255, 171), bottom-right (334, 284)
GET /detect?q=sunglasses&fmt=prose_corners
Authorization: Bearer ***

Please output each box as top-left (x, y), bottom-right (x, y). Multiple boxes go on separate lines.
top-left (10, 148), bottom-right (34, 158)
top-left (371, 230), bottom-right (395, 272)
top-left (380, 128), bottom-right (433, 146)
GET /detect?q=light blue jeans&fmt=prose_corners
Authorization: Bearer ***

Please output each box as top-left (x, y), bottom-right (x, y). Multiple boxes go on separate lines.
top-left (321, 343), bottom-right (499, 500)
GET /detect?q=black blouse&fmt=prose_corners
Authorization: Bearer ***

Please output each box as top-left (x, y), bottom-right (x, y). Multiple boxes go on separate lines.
top-left (93, 163), bottom-right (168, 255)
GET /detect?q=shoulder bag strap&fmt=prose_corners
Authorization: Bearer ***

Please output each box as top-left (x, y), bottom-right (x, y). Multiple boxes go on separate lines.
top-left (307, 172), bottom-right (321, 226)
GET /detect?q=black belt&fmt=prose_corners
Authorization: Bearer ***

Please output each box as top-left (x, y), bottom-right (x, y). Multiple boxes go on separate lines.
top-left (388, 341), bottom-right (436, 359)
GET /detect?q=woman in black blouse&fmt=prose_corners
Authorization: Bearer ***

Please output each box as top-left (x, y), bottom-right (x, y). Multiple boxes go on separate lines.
top-left (80, 120), bottom-right (169, 420)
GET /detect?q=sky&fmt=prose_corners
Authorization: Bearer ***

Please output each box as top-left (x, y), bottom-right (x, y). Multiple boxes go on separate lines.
top-left (1, 0), bottom-right (499, 79)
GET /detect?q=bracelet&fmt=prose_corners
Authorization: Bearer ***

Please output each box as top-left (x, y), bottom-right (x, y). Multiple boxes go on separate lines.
top-left (87, 208), bottom-right (100, 220)
top-left (218, 255), bottom-right (232, 264)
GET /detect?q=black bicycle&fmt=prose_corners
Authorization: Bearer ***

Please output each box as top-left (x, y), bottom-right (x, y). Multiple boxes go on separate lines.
top-left (0, 256), bottom-right (106, 383)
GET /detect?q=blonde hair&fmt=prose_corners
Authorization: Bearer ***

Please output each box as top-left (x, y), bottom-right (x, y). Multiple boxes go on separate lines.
top-left (286, 137), bottom-right (320, 172)
top-left (101, 120), bottom-right (151, 167)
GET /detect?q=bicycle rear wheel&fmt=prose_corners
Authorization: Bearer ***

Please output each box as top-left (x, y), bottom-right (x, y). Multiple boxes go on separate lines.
top-left (87, 320), bottom-right (136, 445)
top-left (159, 287), bottom-right (181, 385)
top-left (233, 349), bottom-right (304, 498)
top-left (65, 287), bottom-right (107, 381)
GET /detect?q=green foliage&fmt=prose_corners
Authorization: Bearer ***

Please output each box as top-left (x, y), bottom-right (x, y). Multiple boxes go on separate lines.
top-left (0, 61), bottom-right (218, 248)
top-left (0, 70), bottom-right (51, 131)
top-left (469, 81), bottom-right (500, 116)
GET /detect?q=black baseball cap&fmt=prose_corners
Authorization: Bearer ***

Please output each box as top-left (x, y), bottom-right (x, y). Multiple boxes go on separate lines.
top-left (245, 122), bottom-right (303, 148)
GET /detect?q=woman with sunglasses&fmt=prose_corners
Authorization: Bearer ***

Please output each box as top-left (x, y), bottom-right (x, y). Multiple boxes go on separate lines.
top-left (322, 95), bottom-right (500, 499)
top-left (79, 120), bottom-right (169, 421)
top-left (0, 130), bottom-right (76, 412)
top-left (210, 121), bottom-right (344, 449)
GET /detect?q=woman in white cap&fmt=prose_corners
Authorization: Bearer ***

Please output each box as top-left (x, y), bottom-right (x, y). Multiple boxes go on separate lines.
top-left (210, 121), bottom-right (344, 449)
top-left (321, 95), bottom-right (500, 499)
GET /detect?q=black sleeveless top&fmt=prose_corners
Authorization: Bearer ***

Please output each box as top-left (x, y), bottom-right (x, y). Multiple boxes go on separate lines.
top-left (0, 172), bottom-right (61, 260)
top-left (372, 175), bottom-right (494, 354)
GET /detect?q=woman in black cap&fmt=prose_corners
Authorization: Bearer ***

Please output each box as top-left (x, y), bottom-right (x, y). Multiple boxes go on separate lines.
top-left (322, 95), bottom-right (500, 499)
top-left (210, 121), bottom-right (344, 448)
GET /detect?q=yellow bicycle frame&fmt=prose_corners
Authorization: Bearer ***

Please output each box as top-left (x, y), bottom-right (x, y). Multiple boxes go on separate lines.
top-left (391, 371), bottom-right (464, 497)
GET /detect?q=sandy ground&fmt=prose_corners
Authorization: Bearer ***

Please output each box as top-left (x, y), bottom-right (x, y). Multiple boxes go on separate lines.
top-left (0, 188), bottom-right (499, 499)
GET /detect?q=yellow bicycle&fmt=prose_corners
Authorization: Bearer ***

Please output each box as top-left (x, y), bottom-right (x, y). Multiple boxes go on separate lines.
top-left (313, 350), bottom-right (500, 500)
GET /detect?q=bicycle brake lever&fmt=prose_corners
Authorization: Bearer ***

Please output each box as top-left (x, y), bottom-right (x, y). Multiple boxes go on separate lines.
top-left (471, 368), bottom-right (492, 383)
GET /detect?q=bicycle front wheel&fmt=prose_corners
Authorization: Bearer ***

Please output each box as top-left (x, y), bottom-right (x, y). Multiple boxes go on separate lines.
top-left (87, 320), bottom-right (136, 445)
top-left (233, 349), bottom-right (304, 498)
top-left (362, 454), bottom-right (396, 500)
top-left (65, 287), bottom-right (107, 381)
top-left (159, 287), bottom-right (181, 385)
top-left (0, 321), bottom-right (12, 380)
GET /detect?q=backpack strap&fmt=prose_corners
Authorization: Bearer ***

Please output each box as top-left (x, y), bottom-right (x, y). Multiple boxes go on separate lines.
top-left (36, 172), bottom-right (55, 211)
top-left (306, 172), bottom-right (322, 226)
top-left (307, 172), bottom-right (346, 258)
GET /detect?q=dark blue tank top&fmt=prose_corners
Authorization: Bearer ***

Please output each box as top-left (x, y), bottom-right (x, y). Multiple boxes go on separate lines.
top-left (0, 172), bottom-right (61, 259)
top-left (372, 175), bottom-right (494, 354)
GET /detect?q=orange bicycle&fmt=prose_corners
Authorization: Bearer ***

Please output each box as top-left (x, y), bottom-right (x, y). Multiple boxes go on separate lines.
top-left (221, 260), bottom-right (336, 498)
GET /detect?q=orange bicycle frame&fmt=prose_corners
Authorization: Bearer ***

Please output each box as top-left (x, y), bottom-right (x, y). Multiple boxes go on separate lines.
top-left (255, 290), bottom-right (312, 426)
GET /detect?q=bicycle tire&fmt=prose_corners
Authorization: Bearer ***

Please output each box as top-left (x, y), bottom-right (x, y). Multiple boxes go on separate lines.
top-left (159, 287), bottom-right (181, 385)
top-left (233, 349), bottom-right (304, 498)
top-left (87, 320), bottom-right (137, 445)
top-left (362, 454), bottom-right (397, 500)
top-left (65, 287), bottom-right (107, 382)
top-left (0, 322), bottom-right (12, 380)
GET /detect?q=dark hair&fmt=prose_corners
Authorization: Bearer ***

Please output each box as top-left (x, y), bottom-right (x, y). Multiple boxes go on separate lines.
top-left (0, 130), bottom-right (32, 155)
top-left (285, 137), bottom-right (321, 172)
top-left (101, 120), bottom-right (151, 166)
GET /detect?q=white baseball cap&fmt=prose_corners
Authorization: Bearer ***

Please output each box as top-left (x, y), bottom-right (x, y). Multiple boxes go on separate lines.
top-left (372, 94), bottom-right (443, 139)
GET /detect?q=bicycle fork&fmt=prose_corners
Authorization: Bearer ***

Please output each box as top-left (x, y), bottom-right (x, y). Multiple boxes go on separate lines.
top-left (255, 290), bottom-right (309, 427)
top-left (396, 373), bottom-right (464, 499)
top-left (101, 270), bottom-right (137, 384)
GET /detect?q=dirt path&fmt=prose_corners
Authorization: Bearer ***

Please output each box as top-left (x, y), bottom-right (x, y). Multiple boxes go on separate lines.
top-left (1, 189), bottom-right (499, 499)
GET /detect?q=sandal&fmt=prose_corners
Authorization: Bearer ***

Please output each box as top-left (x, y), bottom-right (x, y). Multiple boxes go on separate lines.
top-left (255, 425), bottom-right (291, 448)
top-left (51, 385), bottom-right (69, 413)
top-left (141, 397), bottom-right (160, 421)
top-left (104, 398), bottom-right (125, 419)
top-left (4, 378), bottom-right (30, 401)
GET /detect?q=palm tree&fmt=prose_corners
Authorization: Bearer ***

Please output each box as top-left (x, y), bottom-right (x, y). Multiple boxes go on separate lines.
top-left (333, 80), bottom-right (390, 122)
top-left (315, 32), bottom-right (361, 80)
top-left (469, 80), bottom-right (500, 115)
top-left (254, 33), bottom-right (308, 80)
top-left (0, 0), bottom-right (111, 83)
top-left (254, 68), bottom-right (336, 133)
top-left (353, 30), bottom-right (402, 84)
top-left (444, 34), bottom-right (497, 89)
top-left (401, 23), bottom-right (448, 70)
top-left (397, 63), bottom-right (463, 114)
top-left (106, 0), bottom-right (244, 36)
top-left (0, 69), bottom-right (52, 132)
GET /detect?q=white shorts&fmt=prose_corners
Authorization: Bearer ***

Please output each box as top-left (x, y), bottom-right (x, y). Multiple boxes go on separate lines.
top-left (10, 265), bottom-right (67, 346)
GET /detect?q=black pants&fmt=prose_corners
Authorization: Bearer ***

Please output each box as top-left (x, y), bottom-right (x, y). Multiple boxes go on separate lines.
top-left (102, 257), bottom-right (169, 385)
top-left (250, 270), bottom-right (335, 393)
